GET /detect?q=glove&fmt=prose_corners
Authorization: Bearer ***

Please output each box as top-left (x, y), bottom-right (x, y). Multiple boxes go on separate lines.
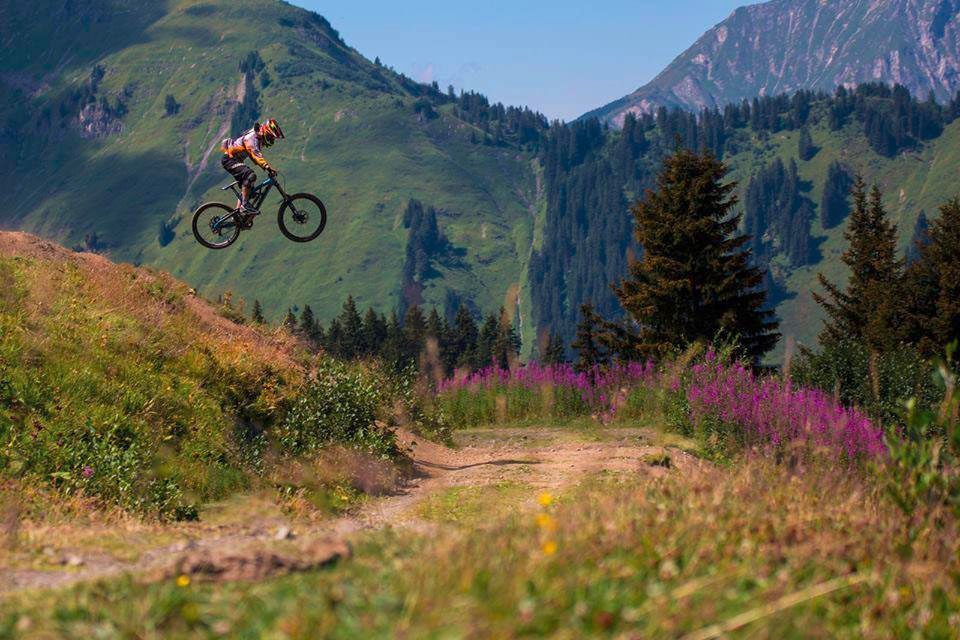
top-left (267, 168), bottom-right (277, 177)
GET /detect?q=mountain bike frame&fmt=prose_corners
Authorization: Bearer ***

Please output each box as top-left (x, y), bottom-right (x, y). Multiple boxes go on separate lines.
top-left (222, 175), bottom-right (289, 211)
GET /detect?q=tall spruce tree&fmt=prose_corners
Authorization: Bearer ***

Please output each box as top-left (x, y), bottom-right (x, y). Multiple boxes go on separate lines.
top-left (382, 311), bottom-right (405, 368)
top-left (361, 308), bottom-right (387, 357)
top-left (798, 127), bottom-right (816, 161)
top-left (571, 302), bottom-right (607, 372)
top-left (542, 333), bottom-right (566, 365)
top-left (906, 210), bottom-right (931, 265)
top-left (339, 296), bottom-right (363, 359)
top-left (820, 161), bottom-right (853, 229)
top-left (492, 308), bottom-right (521, 369)
top-left (906, 198), bottom-right (960, 354)
top-left (814, 179), bottom-right (905, 352)
top-left (403, 305), bottom-right (427, 362)
top-left (325, 318), bottom-right (344, 357)
top-left (475, 314), bottom-right (500, 369)
top-left (299, 305), bottom-right (316, 338)
top-left (251, 299), bottom-right (265, 324)
top-left (452, 305), bottom-right (479, 370)
top-left (282, 308), bottom-right (297, 333)
top-left (611, 148), bottom-right (779, 362)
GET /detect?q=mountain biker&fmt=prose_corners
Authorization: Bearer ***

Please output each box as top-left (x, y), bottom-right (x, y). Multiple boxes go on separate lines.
top-left (221, 118), bottom-right (285, 223)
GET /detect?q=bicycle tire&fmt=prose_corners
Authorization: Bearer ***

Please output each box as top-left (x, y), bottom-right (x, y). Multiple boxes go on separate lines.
top-left (193, 203), bottom-right (241, 249)
top-left (277, 193), bottom-right (327, 243)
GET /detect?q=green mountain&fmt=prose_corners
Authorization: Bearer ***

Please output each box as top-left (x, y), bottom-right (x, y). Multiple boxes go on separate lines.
top-left (584, 0), bottom-right (960, 126)
top-left (4, 0), bottom-right (960, 362)
top-left (529, 85), bottom-right (960, 360)
top-left (0, 0), bottom-right (542, 343)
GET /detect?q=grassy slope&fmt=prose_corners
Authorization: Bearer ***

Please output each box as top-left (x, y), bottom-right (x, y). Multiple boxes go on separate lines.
top-left (1, 0), bottom-right (539, 335)
top-left (0, 230), bottom-right (310, 516)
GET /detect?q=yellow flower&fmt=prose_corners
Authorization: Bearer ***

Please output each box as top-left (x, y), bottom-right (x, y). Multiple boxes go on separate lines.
top-left (537, 492), bottom-right (553, 507)
top-left (542, 540), bottom-right (558, 555)
top-left (536, 513), bottom-right (556, 531)
top-left (176, 574), bottom-right (191, 587)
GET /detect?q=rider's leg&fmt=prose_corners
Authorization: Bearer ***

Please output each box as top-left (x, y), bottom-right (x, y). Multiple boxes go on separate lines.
top-left (222, 155), bottom-right (256, 212)
top-left (239, 170), bottom-right (257, 213)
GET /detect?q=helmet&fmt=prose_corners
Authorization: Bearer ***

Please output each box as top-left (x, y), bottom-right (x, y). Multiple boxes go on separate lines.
top-left (258, 118), bottom-right (285, 147)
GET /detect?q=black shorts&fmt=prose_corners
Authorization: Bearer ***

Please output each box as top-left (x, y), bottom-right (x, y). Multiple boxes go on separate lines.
top-left (221, 155), bottom-right (255, 188)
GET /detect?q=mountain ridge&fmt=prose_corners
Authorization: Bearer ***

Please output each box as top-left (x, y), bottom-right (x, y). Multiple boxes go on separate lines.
top-left (585, 0), bottom-right (960, 126)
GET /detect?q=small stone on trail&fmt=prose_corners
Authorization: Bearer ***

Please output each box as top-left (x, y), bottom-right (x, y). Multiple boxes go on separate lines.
top-left (274, 526), bottom-right (294, 540)
top-left (61, 555), bottom-right (84, 567)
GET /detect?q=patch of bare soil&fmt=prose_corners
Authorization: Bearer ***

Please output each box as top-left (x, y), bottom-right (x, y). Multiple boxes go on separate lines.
top-left (353, 427), bottom-right (705, 530)
top-left (1, 426), bottom-right (704, 594)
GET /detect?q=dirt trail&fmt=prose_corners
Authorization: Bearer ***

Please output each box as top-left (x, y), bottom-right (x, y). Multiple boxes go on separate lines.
top-left (2, 427), bottom-right (701, 595)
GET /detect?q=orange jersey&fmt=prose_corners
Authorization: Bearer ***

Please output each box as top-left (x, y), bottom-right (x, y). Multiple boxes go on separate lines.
top-left (221, 129), bottom-right (271, 171)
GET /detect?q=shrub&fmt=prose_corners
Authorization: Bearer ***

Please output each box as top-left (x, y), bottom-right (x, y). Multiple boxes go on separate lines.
top-left (881, 344), bottom-right (960, 545)
top-left (793, 340), bottom-right (939, 427)
top-left (682, 351), bottom-right (886, 462)
top-left (277, 360), bottom-right (397, 457)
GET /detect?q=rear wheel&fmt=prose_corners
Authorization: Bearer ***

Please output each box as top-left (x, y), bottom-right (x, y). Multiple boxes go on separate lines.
top-left (278, 193), bottom-right (327, 243)
top-left (193, 203), bottom-right (240, 249)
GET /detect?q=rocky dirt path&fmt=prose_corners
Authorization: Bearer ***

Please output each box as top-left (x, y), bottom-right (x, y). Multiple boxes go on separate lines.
top-left (2, 427), bottom-right (702, 595)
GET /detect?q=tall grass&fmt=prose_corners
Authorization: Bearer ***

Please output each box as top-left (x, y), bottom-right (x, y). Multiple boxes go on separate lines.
top-left (7, 458), bottom-right (958, 638)
top-left (436, 362), bottom-right (657, 426)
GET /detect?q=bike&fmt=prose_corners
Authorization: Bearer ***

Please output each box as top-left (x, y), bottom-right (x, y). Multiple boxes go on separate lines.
top-left (192, 173), bottom-right (327, 249)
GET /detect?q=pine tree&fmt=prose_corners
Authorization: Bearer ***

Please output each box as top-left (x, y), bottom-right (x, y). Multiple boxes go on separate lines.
top-left (906, 210), bottom-right (931, 265)
top-left (299, 305), bottom-right (316, 338)
top-left (928, 199), bottom-right (960, 349)
top-left (339, 296), bottom-right (363, 359)
top-left (814, 179), bottom-right (905, 352)
top-left (906, 198), bottom-right (960, 354)
top-left (282, 308), bottom-right (297, 333)
top-left (424, 308), bottom-right (448, 372)
top-left (611, 148), bottom-right (779, 362)
top-left (452, 305), bottom-right (479, 370)
top-left (361, 307), bottom-right (386, 357)
top-left (820, 161), bottom-right (853, 229)
top-left (403, 305), bottom-right (426, 362)
top-left (251, 299), bottom-right (265, 324)
top-left (382, 311), bottom-right (405, 369)
top-left (475, 314), bottom-right (499, 369)
top-left (492, 308), bottom-right (521, 369)
top-left (798, 126), bottom-right (816, 161)
top-left (425, 308), bottom-right (444, 340)
top-left (571, 303), bottom-right (607, 372)
top-left (325, 318), bottom-right (344, 357)
top-left (542, 333), bottom-right (567, 365)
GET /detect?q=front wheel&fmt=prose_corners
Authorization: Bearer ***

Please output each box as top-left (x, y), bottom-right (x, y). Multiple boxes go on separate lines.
top-left (192, 203), bottom-right (240, 249)
top-left (278, 193), bottom-right (327, 243)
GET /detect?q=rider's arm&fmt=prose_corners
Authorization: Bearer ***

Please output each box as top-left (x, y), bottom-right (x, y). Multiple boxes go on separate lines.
top-left (245, 136), bottom-right (274, 173)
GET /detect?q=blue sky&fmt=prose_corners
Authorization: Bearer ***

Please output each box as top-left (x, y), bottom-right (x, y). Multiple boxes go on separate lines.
top-left (294, 1), bottom-right (759, 121)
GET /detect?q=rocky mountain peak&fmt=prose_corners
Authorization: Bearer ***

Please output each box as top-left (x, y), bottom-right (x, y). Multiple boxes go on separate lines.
top-left (584, 0), bottom-right (960, 125)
